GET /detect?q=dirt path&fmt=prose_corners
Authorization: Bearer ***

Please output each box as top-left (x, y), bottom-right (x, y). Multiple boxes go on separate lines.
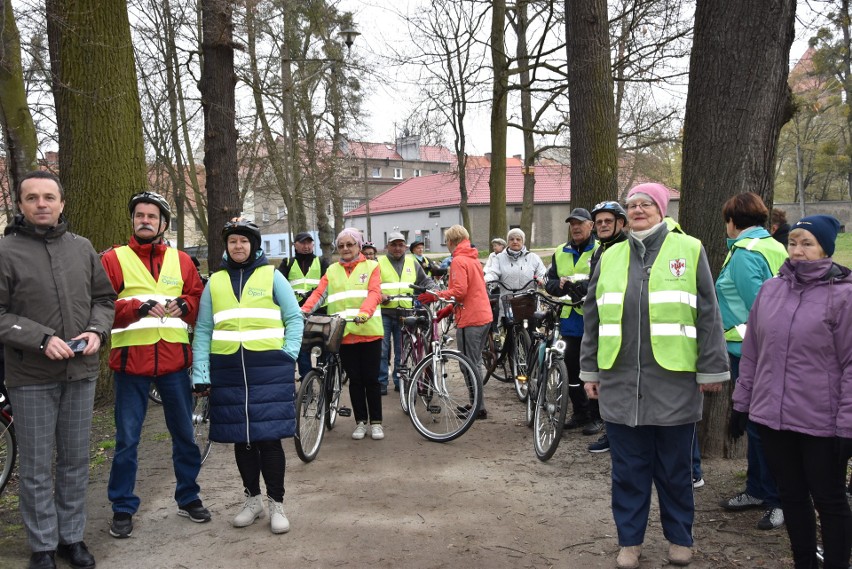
top-left (2, 380), bottom-right (793, 569)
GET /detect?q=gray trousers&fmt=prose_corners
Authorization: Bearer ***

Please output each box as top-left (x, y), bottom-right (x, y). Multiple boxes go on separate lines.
top-left (456, 323), bottom-right (490, 372)
top-left (8, 378), bottom-right (96, 552)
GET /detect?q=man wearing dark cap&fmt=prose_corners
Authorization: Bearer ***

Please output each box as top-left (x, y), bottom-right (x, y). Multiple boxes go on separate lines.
top-left (545, 207), bottom-right (599, 432)
top-left (278, 232), bottom-right (329, 377)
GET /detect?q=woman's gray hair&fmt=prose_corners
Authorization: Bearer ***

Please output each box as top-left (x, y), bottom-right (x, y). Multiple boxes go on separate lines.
top-left (507, 228), bottom-right (525, 243)
top-left (335, 227), bottom-right (364, 248)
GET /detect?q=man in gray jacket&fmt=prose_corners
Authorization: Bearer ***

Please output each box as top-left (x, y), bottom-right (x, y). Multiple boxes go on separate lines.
top-left (0, 171), bottom-right (116, 569)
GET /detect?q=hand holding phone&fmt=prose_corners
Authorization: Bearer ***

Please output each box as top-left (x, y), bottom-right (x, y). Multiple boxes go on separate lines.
top-left (66, 339), bottom-right (88, 353)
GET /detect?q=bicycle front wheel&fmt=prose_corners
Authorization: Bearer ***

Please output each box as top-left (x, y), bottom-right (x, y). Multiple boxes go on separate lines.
top-left (533, 358), bottom-right (569, 461)
top-left (192, 396), bottom-right (212, 465)
top-left (398, 333), bottom-right (418, 415)
top-left (513, 329), bottom-right (532, 402)
top-left (295, 370), bottom-right (326, 462)
top-left (525, 344), bottom-right (541, 427)
top-left (407, 349), bottom-right (482, 443)
top-left (325, 359), bottom-right (343, 430)
top-left (0, 414), bottom-right (15, 496)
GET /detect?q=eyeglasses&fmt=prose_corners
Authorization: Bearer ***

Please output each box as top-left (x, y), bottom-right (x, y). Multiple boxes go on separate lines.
top-left (595, 219), bottom-right (615, 226)
top-left (337, 242), bottom-right (358, 248)
top-left (626, 202), bottom-right (656, 211)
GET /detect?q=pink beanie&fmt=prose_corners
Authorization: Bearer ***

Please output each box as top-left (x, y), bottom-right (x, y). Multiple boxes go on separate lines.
top-left (626, 183), bottom-right (670, 218)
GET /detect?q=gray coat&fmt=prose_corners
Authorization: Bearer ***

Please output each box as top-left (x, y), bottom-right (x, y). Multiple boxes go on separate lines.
top-left (0, 216), bottom-right (116, 387)
top-left (579, 224), bottom-right (729, 427)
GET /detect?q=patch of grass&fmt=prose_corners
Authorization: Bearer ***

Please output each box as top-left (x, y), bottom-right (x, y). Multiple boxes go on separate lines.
top-left (151, 432), bottom-right (171, 442)
top-left (100, 439), bottom-right (116, 450)
top-left (833, 233), bottom-right (852, 268)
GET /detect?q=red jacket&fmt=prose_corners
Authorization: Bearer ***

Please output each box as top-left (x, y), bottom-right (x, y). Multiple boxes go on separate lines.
top-left (438, 240), bottom-right (492, 328)
top-left (101, 236), bottom-right (203, 376)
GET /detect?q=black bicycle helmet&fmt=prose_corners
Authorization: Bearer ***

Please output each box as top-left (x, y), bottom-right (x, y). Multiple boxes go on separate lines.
top-left (591, 200), bottom-right (627, 223)
top-left (128, 191), bottom-right (172, 225)
top-left (222, 218), bottom-right (262, 248)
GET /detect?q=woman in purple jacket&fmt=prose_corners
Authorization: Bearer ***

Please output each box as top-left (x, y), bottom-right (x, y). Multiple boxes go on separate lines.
top-left (732, 214), bottom-right (851, 569)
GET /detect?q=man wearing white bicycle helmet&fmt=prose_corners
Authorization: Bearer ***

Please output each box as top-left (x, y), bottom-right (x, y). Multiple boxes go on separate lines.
top-left (101, 191), bottom-right (208, 539)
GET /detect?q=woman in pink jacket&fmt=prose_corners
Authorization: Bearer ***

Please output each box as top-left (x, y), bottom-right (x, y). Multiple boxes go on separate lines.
top-left (733, 215), bottom-right (851, 569)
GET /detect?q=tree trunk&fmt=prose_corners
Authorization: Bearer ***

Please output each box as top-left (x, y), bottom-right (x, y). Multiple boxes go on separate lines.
top-left (200, 0), bottom-right (240, 270)
top-left (517, 0), bottom-right (536, 243)
top-left (0, 0), bottom-right (38, 208)
top-left (46, 0), bottom-right (146, 252)
top-left (565, 0), bottom-right (618, 211)
top-left (681, 0), bottom-right (796, 458)
top-left (488, 0), bottom-right (508, 240)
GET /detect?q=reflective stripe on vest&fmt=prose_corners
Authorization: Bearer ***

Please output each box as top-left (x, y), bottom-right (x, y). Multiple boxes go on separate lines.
top-left (209, 266), bottom-right (285, 354)
top-left (288, 257), bottom-right (322, 294)
top-left (378, 255), bottom-right (416, 309)
top-left (721, 236), bottom-right (788, 342)
top-left (326, 260), bottom-right (383, 337)
top-left (111, 246), bottom-right (189, 347)
top-left (554, 242), bottom-right (597, 318)
top-left (596, 233), bottom-right (702, 372)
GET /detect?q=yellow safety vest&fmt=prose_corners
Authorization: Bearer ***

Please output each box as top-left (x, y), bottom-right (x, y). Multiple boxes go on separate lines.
top-left (209, 265), bottom-right (285, 354)
top-left (287, 257), bottom-right (322, 295)
top-left (378, 255), bottom-right (416, 309)
top-left (554, 242), bottom-right (597, 318)
top-left (721, 236), bottom-right (788, 342)
top-left (596, 232), bottom-right (702, 372)
top-left (111, 246), bottom-right (189, 347)
top-left (325, 260), bottom-right (383, 338)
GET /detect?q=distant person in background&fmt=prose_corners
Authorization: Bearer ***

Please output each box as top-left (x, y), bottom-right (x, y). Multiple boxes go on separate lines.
top-left (770, 208), bottom-right (790, 246)
top-left (410, 240), bottom-right (446, 278)
top-left (362, 242), bottom-right (378, 261)
top-left (484, 237), bottom-right (507, 272)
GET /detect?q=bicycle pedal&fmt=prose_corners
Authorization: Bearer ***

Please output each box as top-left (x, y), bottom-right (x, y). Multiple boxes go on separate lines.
top-left (427, 405), bottom-right (442, 414)
top-left (516, 375), bottom-right (528, 383)
top-left (338, 407), bottom-right (352, 417)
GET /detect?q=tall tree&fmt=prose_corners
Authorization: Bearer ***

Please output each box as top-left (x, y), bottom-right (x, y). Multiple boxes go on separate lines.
top-left (565, 0), bottom-right (618, 210)
top-left (681, 0), bottom-right (796, 458)
top-left (200, 0), bottom-right (240, 268)
top-left (46, 0), bottom-right (146, 251)
top-left (489, 0), bottom-right (508, 240)
top-left (0, 0), bottom-right (38, 206)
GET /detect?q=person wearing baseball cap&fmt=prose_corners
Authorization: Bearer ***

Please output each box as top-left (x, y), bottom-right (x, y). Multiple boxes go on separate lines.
top-left (377, 231), bottom-right (435, 394)
top-left (409, 240), bottom-right (447, 278)
top-left (278, 231), bottom-right (329, 378)
top-left (544, 206), bottom-right (598, 433)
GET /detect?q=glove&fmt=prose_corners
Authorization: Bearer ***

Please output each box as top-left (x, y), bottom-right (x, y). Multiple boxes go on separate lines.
top-left (417, 292), bottom-right (437, 305)
top-left (729, 410), bottom-right (748, 440)
top-left (354, 311), bottom-right (370, 324)
top-left (138, 299), bottom-right (159, 316)
top-left (836, 437), bottom-right (852, 461)
top-left (192, 384), bottom-right (210, 396)
top-left (435, 306), bottom-right (453, 321)
top-left (171, 297), bottom-right (189, 317)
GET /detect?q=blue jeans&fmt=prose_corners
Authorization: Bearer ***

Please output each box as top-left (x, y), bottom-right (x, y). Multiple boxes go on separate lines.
top-left (608, 421), bottom-right (696, 547)
top-left (692, 434), bottom-right (703, 481)
top-left (296, 345), bottom-right (313, 378)
top-left (378, 314), bottom-right (402, 388)
top-left (108, 370), bottom-right (202, 514)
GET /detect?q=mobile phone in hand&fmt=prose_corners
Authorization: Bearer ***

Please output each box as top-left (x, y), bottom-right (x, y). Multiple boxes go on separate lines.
top-left (66, 339), bottom-right (88, 353)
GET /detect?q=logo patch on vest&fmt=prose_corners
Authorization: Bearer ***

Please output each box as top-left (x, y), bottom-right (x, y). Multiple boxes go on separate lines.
top-left (246, 287), bottom-right (266, 297)
top-left (161, 276), bottom-right (181, 287)
top-left (669, 258), bottom-right (686, 277)
top-left (359, 272), bottom-right (368, 284)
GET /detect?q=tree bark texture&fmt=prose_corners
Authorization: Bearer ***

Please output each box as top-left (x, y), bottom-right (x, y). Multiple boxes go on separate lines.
top-left (565, 0), bottom-right (618, 211)
top-left (488, 0), bottom-right (508, 239)
top-left (46, 0), bottom-right (146, 251)
top-left (682, 0), bottom-right (796, 459)
top-left (200, 0), bottom-right (240, 270)
top-left (0, 0), bottom-right (38, 209)
top-left (681, 0), bottom-right (795, 275)
top-left (517, 0), bottom-right (536, 244)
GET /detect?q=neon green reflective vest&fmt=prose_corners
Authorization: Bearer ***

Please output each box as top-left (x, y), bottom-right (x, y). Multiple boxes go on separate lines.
top-left (288, 257), bottom-right (322, 295)
top-left (325, 260), bottom-right (383, 338)
top-left (378, 255), bottom-right (416, 309)
top-left (554, 242), bottom-right (597, 318)
top-left (209, 265), bottom-right (285, 354)
top-left (111, 246), bottom-right (189, 348)
top-left (596, 232), bottom-right (702, 372)
top-left (721, 236), bottom-right (788, 342)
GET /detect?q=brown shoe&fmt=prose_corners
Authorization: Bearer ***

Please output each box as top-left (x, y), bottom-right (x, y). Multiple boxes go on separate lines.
top-left (668, 543), bottom-right (693, 566)
top-left (616, 545), bottom-right (642, 569)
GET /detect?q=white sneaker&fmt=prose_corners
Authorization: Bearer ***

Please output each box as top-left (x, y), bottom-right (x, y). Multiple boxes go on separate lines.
top-left (232, 494), bottom-right (264, 527)
top-left (268, 498), bottom-right (290, 534)
top-left (371, 424), bottom-right (384, 440)
top-left (352, 422), bottom-right (368, 440)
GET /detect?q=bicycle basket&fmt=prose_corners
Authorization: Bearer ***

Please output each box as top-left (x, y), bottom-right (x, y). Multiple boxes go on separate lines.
top-left (507, 294), bottom-right (537, 322)
top-left (302, 314), bottom-right (346, 353)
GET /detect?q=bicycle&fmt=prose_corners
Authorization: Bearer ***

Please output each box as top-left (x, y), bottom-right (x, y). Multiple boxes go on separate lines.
top-left (519, 290), bottom-right (577, 461)
top-left (0, 388), bottom-right (16, 496)
top-left (294, 314), bottom-right (351, 463)
top-left (406, 290), bottom-right (483, 443)
top-left (190, 388), bottom-right (212, 465)
top-left (148, 384), bottom-right (162, 405)
top-left (380, 294), bottom-right (431, 415)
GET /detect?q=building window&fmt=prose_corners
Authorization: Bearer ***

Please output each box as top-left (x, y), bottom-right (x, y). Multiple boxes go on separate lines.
top-left (371, 167), bottom-right (382, 178)
top-left (440, 227), bottom-right (450, 246)
top-left (263, 240), bottom-right (271, 254)
top-left (343, 198), bottom-right (360, 213)
top-left (262, 209), bottom-right (269, 222)
top-left (513, 206), bottom-right (523, 213)
top-left (170, 218), bottom-right (178, 232)
top-left (278, 239), bottom-right (286, 254)
top-left (428, 211), bottom-right (440, 218)
top-left (277, 206), bottom-right (286, 219)
top-left (432, 170), bottom-right (439, 174)
top-left (351, 166), bottom-right (360, 177)
top-left (413, 169), bottom-right (422, 177)
top-left (393, 168), bottom-right (403, 179)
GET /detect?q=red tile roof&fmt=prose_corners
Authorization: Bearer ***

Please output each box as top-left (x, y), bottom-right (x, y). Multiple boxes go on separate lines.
top-left (344, 140), bottom-right (455, 163)
top-left (345, 164), bottom-right (572, 216)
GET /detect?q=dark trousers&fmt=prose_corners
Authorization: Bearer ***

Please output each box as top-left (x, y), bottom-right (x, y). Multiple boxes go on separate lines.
top-left (758, 425), bottom-right (852, 569)
top-left (607, 421), bottom-right (695, 547)
top-left (564, 335), bottom-right (598, 421)
top-left (339, 340), bottom-right (383, 424)
top-left (234, 440), bottom-right (285, 503)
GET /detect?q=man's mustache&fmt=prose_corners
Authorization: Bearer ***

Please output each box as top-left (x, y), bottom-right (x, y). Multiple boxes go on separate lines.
top-left (136, 223), bottom-right (155, 231)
